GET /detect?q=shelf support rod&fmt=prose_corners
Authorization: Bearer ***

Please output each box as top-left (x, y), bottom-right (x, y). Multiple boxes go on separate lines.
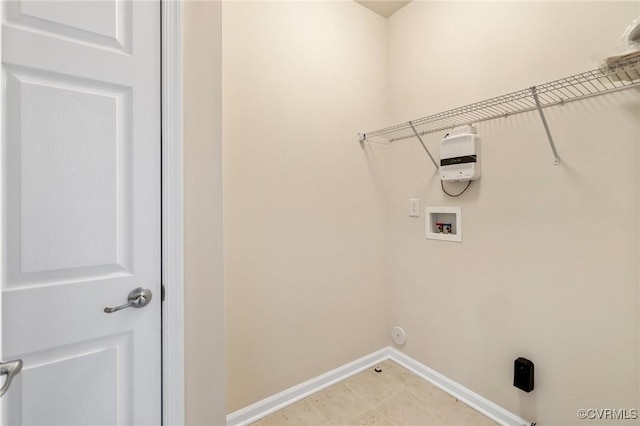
top-left (409, 122), bottom-right (439, 172)
top-left (531, 86), bottom-right (561, 165)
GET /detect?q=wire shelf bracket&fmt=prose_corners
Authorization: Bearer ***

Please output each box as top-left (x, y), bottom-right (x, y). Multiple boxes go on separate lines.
top-left (360, 56), bottom-right (640, 166)
top-left (409, 121), bottom-right (439, 172)
top-left (531, 86), bottom-right (561, 165)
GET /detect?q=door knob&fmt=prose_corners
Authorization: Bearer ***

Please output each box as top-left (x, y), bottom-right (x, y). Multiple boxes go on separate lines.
top-left (0, 359), bottom-right (22, 398)
top-left (104, 287), bottom-right (152, 313)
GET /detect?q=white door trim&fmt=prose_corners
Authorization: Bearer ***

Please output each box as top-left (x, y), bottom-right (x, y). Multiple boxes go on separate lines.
top-left (161, 1), bottom-right (184, 425)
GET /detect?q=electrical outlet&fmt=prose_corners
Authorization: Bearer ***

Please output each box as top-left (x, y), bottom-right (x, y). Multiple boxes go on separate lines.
top-left (409, 199), bottom-right (419, 217)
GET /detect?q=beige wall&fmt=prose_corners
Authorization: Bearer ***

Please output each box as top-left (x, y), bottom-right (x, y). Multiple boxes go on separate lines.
top-left (184, 1), bottom-right (226, 424)
top-left (385, 2), bottom-right (640, 425)
top-left (222, 1), bottom-right (390, 412)
top-left (221, 1), bottom-right (640, 424)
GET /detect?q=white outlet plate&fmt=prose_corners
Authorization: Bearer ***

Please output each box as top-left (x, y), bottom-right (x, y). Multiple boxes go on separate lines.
top-left (409, 199), bottom-right (419, 217)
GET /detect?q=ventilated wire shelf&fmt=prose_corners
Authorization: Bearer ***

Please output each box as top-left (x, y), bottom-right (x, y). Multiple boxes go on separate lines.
top-left (361, 56), bottom-right (640, 144)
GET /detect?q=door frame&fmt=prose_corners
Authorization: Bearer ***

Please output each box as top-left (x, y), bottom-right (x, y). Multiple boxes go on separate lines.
top-left (161, 1), bottom-right (185, 425)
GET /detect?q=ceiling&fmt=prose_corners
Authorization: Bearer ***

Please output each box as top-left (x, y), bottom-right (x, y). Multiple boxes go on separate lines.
top-left (354, 1), bottom-right (411, 18)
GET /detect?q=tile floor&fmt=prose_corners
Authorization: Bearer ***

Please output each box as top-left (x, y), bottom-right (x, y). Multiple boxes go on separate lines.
top-left (250, 360), bottom-right (498, 425)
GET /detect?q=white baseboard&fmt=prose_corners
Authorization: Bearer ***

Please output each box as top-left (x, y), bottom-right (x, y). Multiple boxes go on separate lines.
top-left (226, 348), bottom-right (390, 426)
top-left (387, 348), bottom-right (530, 426)
top-left (227, 347), bottom-right (531, 426)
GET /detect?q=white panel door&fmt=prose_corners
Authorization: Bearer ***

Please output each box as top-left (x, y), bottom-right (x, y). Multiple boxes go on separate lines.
top-left (0, 1), bottom-right (161, 424)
